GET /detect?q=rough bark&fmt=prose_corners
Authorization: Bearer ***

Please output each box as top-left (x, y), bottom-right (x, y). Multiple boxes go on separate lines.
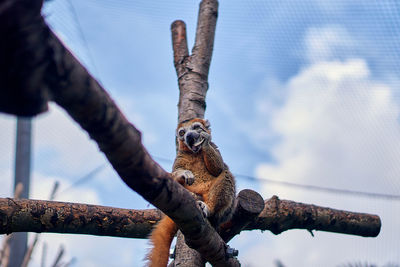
top-left (0, 197), bottom-right (381, 238)
top-left (173, 232), bottom-right (206, 267)
top-left (171, 1), bottom-right (232, 266)
top-left (0, 183), bottom-right (23, 267)
top-left (219, 189), bottom-right (265, 242)
top-left (172, 0), bottom-right (218, 123)
top-left (244, 195), bottom-right (381, 237)
top-left (0, 198), bottom-right (160, 238)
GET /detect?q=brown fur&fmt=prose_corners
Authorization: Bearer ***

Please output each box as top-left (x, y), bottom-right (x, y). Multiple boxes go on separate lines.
top-left (146, 119), bottom-right (236, 267)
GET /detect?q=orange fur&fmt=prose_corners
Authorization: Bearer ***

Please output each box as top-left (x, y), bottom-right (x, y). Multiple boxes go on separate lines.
top-left (147, 119), bottom-right (235, 266)
top-left (147, 216), bottom-right (177, 267)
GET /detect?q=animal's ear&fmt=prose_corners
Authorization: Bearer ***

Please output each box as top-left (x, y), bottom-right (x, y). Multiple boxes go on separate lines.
top-left (203, 119), bottom-right (211, 129)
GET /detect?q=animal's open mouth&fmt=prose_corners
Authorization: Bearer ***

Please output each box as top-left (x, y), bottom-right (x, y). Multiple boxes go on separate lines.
top-left (190, 138), bottom-right (204, 152)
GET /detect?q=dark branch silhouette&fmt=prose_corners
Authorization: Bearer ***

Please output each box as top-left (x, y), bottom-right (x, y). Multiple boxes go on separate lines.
top-left (0, 0), bottom-right (236, 265)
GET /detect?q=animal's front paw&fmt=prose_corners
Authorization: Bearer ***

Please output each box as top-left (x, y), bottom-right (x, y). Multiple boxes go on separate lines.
top-left (172, 169), bottom-right (195, 185)
top-left (196, 201), bottom-right (210, 217)
top-left (200, 131), bottom-right (210, 147)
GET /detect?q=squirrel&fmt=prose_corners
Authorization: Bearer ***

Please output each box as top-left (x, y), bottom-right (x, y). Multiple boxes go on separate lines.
top-left (146, 118), bottom-right (236, 267)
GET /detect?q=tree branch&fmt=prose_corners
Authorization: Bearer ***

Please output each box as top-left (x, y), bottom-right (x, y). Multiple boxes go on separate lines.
top-left (171, 20), bottom-right (189, 79)
top-left (0, 197), bottom-right (380, 238)
top-left (191, 0), bottom-right (218, 78)
top-left (0, 198), bottom-right (160, 238)
top-left (0, 0), bottom-right (49, 116)
top-left (0, 1), bottom-right (236, 265)
top-left (219, 189), bottom-right (265, 242)
top-left (172, 0), bottom-right (218, 123)
top-left (171, 1), bottom-right (226, 266)
top-left (244, 196), bottom-right (381, 237)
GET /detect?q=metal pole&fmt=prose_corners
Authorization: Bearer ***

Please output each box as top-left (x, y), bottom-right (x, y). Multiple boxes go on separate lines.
top-left (8, 117), bottom-right (32, 267)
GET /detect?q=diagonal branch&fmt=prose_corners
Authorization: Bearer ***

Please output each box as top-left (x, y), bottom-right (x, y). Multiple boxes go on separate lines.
top-left (0, 1), bottom-right (236, 266)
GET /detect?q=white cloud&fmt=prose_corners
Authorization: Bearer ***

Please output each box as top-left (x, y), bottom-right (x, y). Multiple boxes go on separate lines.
top-left (303, 25), bottom-right (356, 63)
top-left (0, 106), bottom-right (108, 196)
top-left (257, 58), bottom-right (400, 200)
top-left (0, 103), bottom-right (108, 195)
top-left (252, 58), bottom-right (400, 266)
top-left (30, 172), bottom-right (100, 204)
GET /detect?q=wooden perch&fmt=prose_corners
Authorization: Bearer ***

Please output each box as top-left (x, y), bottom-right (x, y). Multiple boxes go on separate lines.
top-left (244, 195), bottom-right (381, 237)
top-left (0, 0), bottom-right (236, 266)
top-left (219, 189), bottom-right (265, 242)
top-left (0, 196), bottom-right (381, 238)
top-left (0, 198), bottom-right (161, 238)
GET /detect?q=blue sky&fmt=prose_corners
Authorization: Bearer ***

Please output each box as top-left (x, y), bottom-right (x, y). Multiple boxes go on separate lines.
top-left (1, 0), bottom-right (400, 266)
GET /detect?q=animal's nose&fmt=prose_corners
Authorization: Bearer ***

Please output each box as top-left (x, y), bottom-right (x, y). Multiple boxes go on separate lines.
top-left (186, 131), bottom-right (200, 146)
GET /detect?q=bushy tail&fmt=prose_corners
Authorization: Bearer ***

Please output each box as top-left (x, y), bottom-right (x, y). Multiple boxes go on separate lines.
top-left (146, 216), bottom-right (178, 267)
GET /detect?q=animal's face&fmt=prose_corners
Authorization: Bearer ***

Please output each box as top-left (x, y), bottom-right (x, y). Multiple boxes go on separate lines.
top-left (177, 118), bottom-right (210, 153)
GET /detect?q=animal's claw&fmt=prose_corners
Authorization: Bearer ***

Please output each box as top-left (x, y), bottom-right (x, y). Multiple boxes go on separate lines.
top-left (196, 200), bottom-right (210, 217)
top-left (172, 170), bottom-right (195, 185)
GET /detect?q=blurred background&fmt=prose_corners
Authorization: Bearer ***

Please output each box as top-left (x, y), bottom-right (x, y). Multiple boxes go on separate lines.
top-left (1, 0), bottom-right (400, 266)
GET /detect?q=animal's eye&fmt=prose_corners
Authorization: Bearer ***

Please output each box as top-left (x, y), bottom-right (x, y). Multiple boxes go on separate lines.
top-left (178, 129), bottom-right (185, 137)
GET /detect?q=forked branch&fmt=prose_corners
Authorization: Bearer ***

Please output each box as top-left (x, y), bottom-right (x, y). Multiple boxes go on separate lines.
top-left (171, 0), bottom-right (218, 123)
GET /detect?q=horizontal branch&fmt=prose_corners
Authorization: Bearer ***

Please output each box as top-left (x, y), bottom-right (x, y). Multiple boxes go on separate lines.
top-left (0, 197), bottom-right (380, 238)
top-left (0, 1), bottom-right (234, 265)
top-left (0, 198), bottom-right (160, 238)
top-left (244, 196), bottom-right (381, 237)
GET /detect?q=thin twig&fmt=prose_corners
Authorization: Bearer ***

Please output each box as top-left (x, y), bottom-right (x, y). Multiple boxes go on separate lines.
top-left (51, 245), bottom-right (65, 267)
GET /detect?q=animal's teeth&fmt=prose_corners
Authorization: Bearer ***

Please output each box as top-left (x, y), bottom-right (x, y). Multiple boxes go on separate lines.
top-left (194, 138), bottom-right (204, 147)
